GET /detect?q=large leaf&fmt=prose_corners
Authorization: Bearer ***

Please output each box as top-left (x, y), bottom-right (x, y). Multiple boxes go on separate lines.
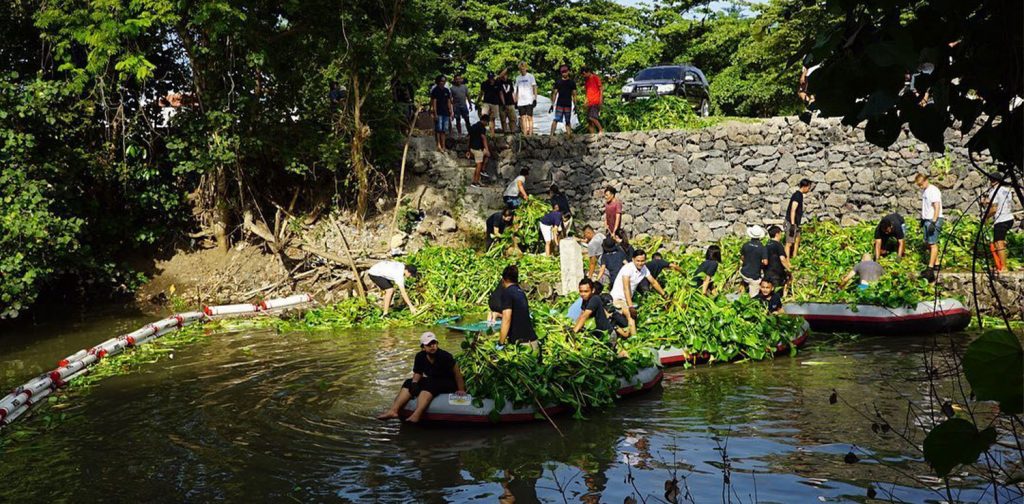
top-left (963, 329), bottom-right (1024, 414)
top-left (922, 418), bottom-right (996, 478)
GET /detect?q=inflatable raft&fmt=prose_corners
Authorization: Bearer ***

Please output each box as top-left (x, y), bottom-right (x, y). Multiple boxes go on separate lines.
top-left (0, 294), bottom-right (312, 430)
top-left (656, 321), bottom-right (810, 367)
top-left (783, 298), bottom-right (970, 336)
top-left (399, 366), bottom-right (663, 423)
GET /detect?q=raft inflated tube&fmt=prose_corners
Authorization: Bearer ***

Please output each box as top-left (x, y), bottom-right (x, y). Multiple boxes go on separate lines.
top-left (58, 349), bottom-right (89, 367)
top-left (783, 298), bottom-right (970, 336)
top-left (259, 294), bottom-right (312, 311)
top-left (203, 303), bottom-right (259, 317)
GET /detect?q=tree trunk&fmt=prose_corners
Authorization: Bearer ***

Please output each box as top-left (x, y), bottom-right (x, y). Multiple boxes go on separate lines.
top-left (351, 74), bottom-right (369, 225)
top-left (213, 165), bottom-right (230, 252)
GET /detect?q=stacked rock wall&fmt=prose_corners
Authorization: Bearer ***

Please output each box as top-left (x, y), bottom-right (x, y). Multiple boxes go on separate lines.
top-left (491, 117), bottom-right (990, 243)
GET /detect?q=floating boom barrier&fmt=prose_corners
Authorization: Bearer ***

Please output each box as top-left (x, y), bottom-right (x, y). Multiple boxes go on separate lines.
top-left (0, 294), bottom-right (311, 430)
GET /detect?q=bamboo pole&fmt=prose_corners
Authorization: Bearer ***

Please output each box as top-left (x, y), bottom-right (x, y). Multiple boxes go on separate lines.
top-left (331, 218), bottom-right (367, 298)
top-left (390, 113), bottom-right (418, 238)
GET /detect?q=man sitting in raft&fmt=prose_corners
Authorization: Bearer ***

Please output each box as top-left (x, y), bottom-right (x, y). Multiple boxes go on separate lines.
top-left (874, 213), bottom-right (906, 259)
top-left (839, 254), bottom-right (885, 290)
top-left (378, 332), bottom-right (466, 423)
top-left (367, 260), bottom-right (419, 316)
top-left (498, 265), bottom-right (539, 350)
top-left (610, 249), bottom-right (667, 317)
top-left (754, 278), bottom-right (784, 314)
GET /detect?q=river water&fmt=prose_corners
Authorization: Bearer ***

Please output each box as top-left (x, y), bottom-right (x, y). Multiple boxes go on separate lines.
top-left (0, 312), bottom-right (1002, 503)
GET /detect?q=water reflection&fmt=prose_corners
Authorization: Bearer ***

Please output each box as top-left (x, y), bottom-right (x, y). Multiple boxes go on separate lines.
top-left (0, 321), bottom-right (1006, 503)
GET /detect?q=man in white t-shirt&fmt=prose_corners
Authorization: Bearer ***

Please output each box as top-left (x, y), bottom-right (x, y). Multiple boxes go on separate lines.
top-left (915, 173), bottom-right (944, 275)
top-left (610, 249), bottom-right (666, 315)
top-left (513, 62), bottom-right (538, 135)
top-left (367, 260), bottom-right (419, 316)
top-left (983, 175), bottom-right (1015, 272)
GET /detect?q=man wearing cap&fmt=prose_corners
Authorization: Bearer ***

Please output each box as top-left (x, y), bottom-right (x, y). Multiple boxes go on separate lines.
top-left (497, 265), bottom-right (539, 350)
top-left (740, 225), bottom-right (769, 297)
top-left (478, 71), bottom-right (503, 134)
top-left (377, 331), bottom-right (466, 423)
top-left (367, 260), bottom-right (419, 316)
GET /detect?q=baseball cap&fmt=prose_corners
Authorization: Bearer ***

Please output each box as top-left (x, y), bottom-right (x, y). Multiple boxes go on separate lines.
top-left (419, 332), bottom-right (438, 346)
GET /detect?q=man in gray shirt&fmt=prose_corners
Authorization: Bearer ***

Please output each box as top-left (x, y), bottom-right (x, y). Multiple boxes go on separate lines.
top-left (450, 75), bottom-right (473, 137)
top-left (840, 254), bottom-right (885, 290)
top-left (578, 226), bottom-right (606, 281)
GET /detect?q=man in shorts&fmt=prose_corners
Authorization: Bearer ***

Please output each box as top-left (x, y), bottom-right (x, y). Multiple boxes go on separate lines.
top-left (784, 178), bottom-right (812, 258)
top-left (983, 174), bottom-right (1015, 273)
top-left (466, 113), bottom-right (490, 187)
top-left (497, 69), bottom-right (517, 133)
top-left (513, 62), bottom-right (537, 135)
top-left (429, 75), bottom-right (453, 152)
top-left (549, 64), bottom-right (577, 136)
top-left (915, 173), bottom-right (944, 278)
top-left (367, 261), bottom-right (419, 316)
top-left (477, 72), bottom-right (502, 134)
top-left (581, 67), bottom-right (604, 134)
top-left (450, 74), bottom-right (473, 137)
top-left (740, 225), bottom-right (768, 297)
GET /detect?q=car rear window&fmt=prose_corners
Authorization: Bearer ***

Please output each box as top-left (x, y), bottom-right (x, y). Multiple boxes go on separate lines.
top-left (634, 67), bottom-right (683, 81)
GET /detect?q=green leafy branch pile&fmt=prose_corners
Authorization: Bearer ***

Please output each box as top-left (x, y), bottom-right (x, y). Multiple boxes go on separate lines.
top-left (455, 312), bottom-right (654, 419)
top-left (592, 95), bottom-right (727, 132)
top-left (486, 198), bottom-right (552, 255)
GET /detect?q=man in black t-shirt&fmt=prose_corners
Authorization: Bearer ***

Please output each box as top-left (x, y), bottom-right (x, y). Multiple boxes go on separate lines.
top-left (764, 225), bottom-right (792, 295)
top-left (873, 213), bottom-right (906, 259)
top-left (466, 113), bottom-right (490, 186)
top-left (549, 65), bottom-right (577, 136)
top-left (740, 225), bottom-right (769, 297)
top-left (429, 75), bottom-right (453, 153)
top-left (572, 278), bottom-right (615, 347)
top-left (498, 265), bottom-right (539, 349)
top-left (485, 208), bottom-right (514, 249)
top-left (497, 69), bottom-right (517, 133)
top-left (754, 279), bottom-right (784, 314)
top-left (638, 252), bottom-right (680, 293)
top-left (478, 72), bottom-right (502, 134)
top-left (377, 331), bottom-right (466, 422)
top-left (785, 179), bottom-right (812, 258)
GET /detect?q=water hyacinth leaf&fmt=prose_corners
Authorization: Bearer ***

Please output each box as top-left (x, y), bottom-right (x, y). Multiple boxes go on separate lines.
top-left (922, 418), bottom-right (996, 478)
top-left (962, 329), bottom-right (1024, 414)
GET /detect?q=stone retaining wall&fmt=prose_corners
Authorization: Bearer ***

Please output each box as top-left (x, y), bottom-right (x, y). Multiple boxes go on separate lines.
top-left (488, 117), bottom-right (991, 242)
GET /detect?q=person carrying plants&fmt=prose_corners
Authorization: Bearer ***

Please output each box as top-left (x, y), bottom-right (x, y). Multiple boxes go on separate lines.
top-left (549, 64), bottom-right (577, 136)
top-left (367, 260), bottom-right (419, 316)
top-left (596, 237), bottom-right (627, 290)
top-left (638, 252), bottom-right (681, 293)
top-left (982, 174), bottom-right (1015, 273)
top-left (839, 254), bottom-right (885, 290)
top-left (784, 179), bottom-right (812, 258)
top-left (610, 249), bottom-right (666, 316)
top-left (692, 245), bottom-right (721, 296)
top-left (377, 331), bottom-right (466, 423)
top-left (497, 265), bottom-right (539, 350)
top-left (873, 213), bottom-right (906, 260)
top-left (754, 279), bottom-right (784, 314)
top-left (740, 225), bottom-right (769, 297)
top-left (503, 167), bottom-right (529, 208)
top-left (764, 225), bottom-right (792, 296)
top-left (538, 204), bottom-right (566, 256)
top-left (572, 278), bottom-right (616, 348)
top-left (429, 75), bottom-right (454, 153)
top-left (915, 173), bottom-right (944, 280)
top-left (603, 186), bottom-right (623, 236)
top-left (580, 67), bottom-right (604, 134)
top-left (485, 207), bottom-right (514, 249)
top-left (467, 113), bottom-right (491, 187)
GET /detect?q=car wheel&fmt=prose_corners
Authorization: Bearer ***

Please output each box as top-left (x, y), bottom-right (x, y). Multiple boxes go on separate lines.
top-left (699, 99), bottom-right (710, 118)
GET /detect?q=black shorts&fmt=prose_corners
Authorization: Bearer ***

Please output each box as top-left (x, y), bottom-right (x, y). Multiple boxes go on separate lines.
top-left (994, 220), bottom-right (1013, 241)
top-left (369, 274), bottom-right (394, 290)
top-left (403, 377), bottom-right (457, 396)
top-left (517, 104), bottom-right (535, 116)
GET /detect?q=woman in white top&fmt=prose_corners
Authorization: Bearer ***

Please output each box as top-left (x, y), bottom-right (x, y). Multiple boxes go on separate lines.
top-left (503, 167), bottom-right (530, 208)
top-left (367, 261), bottom-right (419, 316)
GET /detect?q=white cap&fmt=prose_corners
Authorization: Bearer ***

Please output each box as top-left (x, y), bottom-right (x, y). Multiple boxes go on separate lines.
top-left (746, 225), bottom-right (766, 239)
top-left (419, 332), bottom-right (438, 346)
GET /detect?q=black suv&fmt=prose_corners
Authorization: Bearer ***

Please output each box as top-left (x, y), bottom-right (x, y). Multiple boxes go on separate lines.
top-left (620, 65), bottom-right (711, 117)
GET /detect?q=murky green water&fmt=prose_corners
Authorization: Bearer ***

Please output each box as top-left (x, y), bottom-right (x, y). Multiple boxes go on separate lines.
top-left (0, 312), bottom-right (1004, 503)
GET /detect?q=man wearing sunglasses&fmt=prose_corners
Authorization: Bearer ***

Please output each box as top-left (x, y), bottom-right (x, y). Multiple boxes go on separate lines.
top-left (549, 64), bottom-right (577, 136)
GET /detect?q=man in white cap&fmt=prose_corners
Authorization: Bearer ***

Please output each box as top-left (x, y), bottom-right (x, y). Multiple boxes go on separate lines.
top-left (740, 225), bottom-right (769, 297)
top-left (377, 331), bottom-right (466, 423)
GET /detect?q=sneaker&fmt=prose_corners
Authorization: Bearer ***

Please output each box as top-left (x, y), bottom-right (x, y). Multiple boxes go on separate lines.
top-left (470, 182), bottom-right (482, 188)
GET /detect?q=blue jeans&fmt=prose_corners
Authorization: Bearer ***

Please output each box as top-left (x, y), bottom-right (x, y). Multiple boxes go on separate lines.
top-left (434, 115), bottom-right (451, 133)
top-left (922, 218), bottom-right (944, 245)
top-left (503, 196), bottom-right (522, 209)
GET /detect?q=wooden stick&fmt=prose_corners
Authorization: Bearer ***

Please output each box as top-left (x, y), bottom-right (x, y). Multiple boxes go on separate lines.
top-left (390, 117), bottom-right (416, 237)
top-left (331, 218), bottom-right (367, 298)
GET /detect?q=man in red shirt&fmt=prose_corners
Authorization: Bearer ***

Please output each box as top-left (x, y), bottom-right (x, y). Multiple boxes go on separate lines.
top-left (581, 67), bottom-right (604, 134)
top-left (603, 186), bottom-right (622, 235)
